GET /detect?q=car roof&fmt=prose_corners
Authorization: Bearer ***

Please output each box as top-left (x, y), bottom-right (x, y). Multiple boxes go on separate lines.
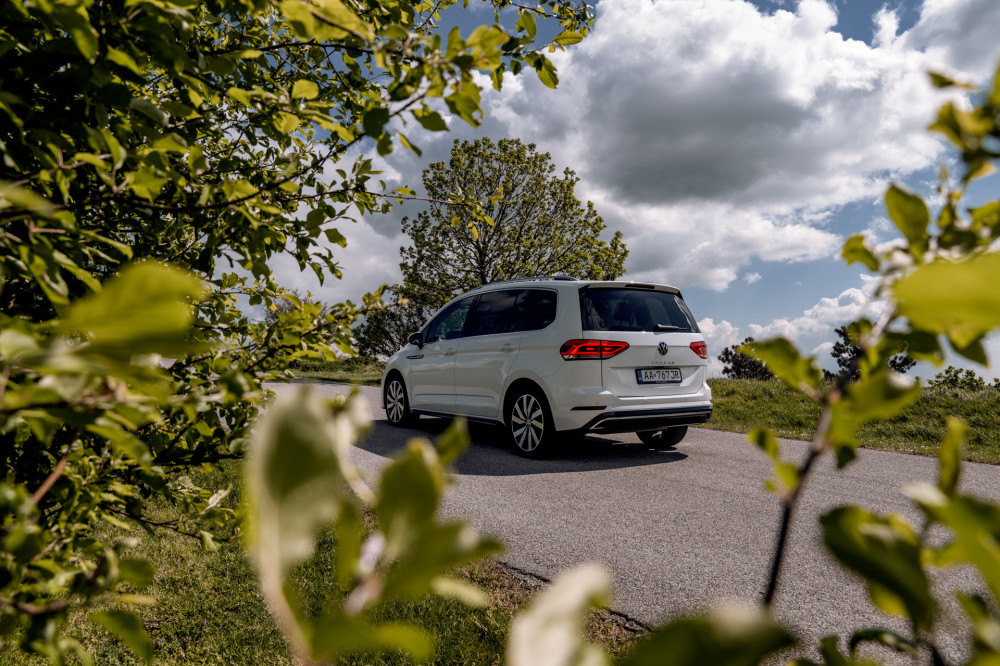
top-left (468, 277), bottom-right (681, 296)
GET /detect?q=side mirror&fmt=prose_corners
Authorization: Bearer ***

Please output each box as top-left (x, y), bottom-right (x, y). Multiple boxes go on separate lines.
top-left (408, 332), bottom-right (423, 348)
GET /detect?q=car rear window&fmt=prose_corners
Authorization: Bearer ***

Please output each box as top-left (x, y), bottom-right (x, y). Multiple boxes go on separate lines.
top-left (579, 288), bottom-right (699, 333)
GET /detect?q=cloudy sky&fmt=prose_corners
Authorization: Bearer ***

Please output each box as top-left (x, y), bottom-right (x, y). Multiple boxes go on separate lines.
top-left (273, 0), bottom-right (1000, 378)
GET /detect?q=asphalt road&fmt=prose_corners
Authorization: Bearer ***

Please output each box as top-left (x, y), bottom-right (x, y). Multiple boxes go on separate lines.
top-left (269, 381), bottom-right (1000, 659)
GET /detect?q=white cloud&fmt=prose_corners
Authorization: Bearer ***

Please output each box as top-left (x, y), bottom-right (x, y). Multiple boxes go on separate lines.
top-left (748, 285), bottom-right (881, 340)
top-left (698, 317), bottom-right (742, 377)
top-left (271, 0), bottom-right (999, 301)
top-left (743, 272), bottom-right (762, 285)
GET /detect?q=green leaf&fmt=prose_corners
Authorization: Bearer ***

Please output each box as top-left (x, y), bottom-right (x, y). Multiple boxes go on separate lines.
top-left (227, 87), bottom-right (252, 106)
top-left (246, 388), bottom-right (370, 574)
top-left (841, 370), bottom-right (920, 423)
top-left (507, 563), bottom-right (613, 666)
top-left (58, 262), bottom-right (206, 359)
top-left (435, 418), bottom-right (469, 466)
top-left (841, 234), bottom-right (879, 272)
top-left (412, 108), bottom-right (448, 132)
top-left (118, 558), bottom-right (155, 588)
top-left (431, 576), bottom-right (488, 606)
top-left (291, 79), bottom-right (319, 100)
top-left (91, 611), bottom-right (153, 663)
top-left (54, 3), bottom-right (99, 60)
top-left (907, 486), bottom-right (1000, 602)
top-left (310, 615), bottom-right (433, 661)
top-left (128, 166), bottom-right (168, 202)
top-left (466, 25), bottom-right (508, 53)
top-left (397, 132), bottom-right (421, 157)
top-left (938, 417), bottom-right (966, 497)
top-left (885, 184), bottom-right (929, 258)
top-left (744, 338), bottom-right (821, 392)
top-left (278, 0), bottom-right (317, 37)
top-left (362, 107), bottom-right (390, 137)
top-left (622, 606), bottom-right (794, 666)
top-left (893, 252), bottom-right (1000, 348)
top-left (311, 0), bottom-right (375, 41)
top-left (553, 30), bottom-right (584, 45)
top-left (820, 507), bottom-right (934, 631)
top-left (275, 111), bottom-right (300, 134)
top-left (536, 57), bottom-right (559, 89)
top-left (516, 11), bottom-right (537, 40)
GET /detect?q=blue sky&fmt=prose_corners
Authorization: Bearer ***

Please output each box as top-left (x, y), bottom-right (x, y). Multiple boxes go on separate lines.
top-left (273, 0), bottom-right (1000, 378)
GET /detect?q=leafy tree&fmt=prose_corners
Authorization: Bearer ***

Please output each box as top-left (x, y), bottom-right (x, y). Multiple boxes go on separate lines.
top-left (398, 137), bottom-right (629, 308)
top-left (353, 285), bottom-right (434, 358)
top-left (928, 365), bottom-right (988, 391)
top-left (262, 289), bottom-right (324, 328)
top-left (719, 337), bottom-right (774, 380)
top-left (830, 323), bottom-right (916, 380)
top-left (0, 0), bottom-right (593, 659)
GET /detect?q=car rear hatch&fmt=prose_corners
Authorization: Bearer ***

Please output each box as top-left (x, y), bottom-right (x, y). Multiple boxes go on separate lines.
top-left (578, 284), bottom-right (707, 398)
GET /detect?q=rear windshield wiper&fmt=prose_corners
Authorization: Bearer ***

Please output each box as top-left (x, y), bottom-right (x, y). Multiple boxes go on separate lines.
top-left (653, 324), bottom-right (684, 332)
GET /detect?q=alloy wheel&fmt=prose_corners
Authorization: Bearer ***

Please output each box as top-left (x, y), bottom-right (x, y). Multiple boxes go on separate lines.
top-left (511, 393), bottom-right (545, 452)
top-left (386, 379), bottom-right (406, 423)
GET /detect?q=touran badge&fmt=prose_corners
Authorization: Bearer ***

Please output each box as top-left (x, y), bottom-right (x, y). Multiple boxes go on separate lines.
top-left (657, 342), bottom-right (669, 355)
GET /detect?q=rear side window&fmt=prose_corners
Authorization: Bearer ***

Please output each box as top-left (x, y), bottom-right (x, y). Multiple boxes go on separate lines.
top-left (580, 288), bottom-right (698, 333)
top-left (467, 289), bottom-right (522, 336)
top-left (524, 289), bottom-right (557, 331)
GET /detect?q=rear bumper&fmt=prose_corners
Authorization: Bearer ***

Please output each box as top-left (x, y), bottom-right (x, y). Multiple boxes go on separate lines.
top-left (580, 405), bottom-right (712, 434)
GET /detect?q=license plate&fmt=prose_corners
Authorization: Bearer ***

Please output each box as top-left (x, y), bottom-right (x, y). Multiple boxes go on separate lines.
top-left (636, 368), bottom-right (682, 384)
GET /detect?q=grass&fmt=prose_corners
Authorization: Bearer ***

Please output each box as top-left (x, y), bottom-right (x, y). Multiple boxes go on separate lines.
top-left (0, 460), bottom-right (642, 665)
top-left (292, 357), bottom-right (386, 386)
top-left (706, 378), bottom-right (1000, 464)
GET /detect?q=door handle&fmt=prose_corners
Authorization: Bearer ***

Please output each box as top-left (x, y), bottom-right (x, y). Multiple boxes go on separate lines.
top-left (499, 344), bottom-right (516, 352)
top-left (444, 349), bottom-right (457, 356)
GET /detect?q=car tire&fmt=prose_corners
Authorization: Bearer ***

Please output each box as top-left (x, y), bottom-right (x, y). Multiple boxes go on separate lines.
top-left (384, 374), bottom-right (416, 427)
top-left (637, 426), bottom-right (688, 449)
top-left (506, 387), bottom-right (556, 457)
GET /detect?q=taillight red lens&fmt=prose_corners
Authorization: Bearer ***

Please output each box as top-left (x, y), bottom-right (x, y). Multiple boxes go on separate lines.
top-left (560, 339), bottom-right (630, 360)
top-left (690, 341), bottom-right (708, 359)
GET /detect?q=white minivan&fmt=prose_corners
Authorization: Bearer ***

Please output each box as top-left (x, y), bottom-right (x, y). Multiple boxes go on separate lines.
top-left (381, 276), bottom-right (712, 456)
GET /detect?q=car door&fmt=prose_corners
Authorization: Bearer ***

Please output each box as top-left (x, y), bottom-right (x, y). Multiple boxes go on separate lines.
top-left (453, 289), bottom-right (528, 418)
top-left (407, 296), bottom-right (475, 413)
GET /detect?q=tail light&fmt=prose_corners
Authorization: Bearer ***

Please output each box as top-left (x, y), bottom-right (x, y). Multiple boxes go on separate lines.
top-left (560, 339), bottom-right (630, 360)
top-left (690, 341), bottom-right (708, 359)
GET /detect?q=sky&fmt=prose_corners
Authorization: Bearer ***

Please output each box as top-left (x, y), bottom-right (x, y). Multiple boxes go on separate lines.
top-left (271, 0), bottom-right (1000, 378)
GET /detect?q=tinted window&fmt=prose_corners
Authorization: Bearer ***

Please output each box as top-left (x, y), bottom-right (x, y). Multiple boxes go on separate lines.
top-left (580, 288), bottom-right (697, 332)
top-left (467, 290), bottom-right (522, 336)
top-left (524, 289), bottom-right (557, 331)
top-left (426, 297), bottom-right (474, 342)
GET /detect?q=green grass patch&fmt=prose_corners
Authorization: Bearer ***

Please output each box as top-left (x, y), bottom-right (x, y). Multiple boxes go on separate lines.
top-left (0, 460), bottom-right (640, 665)
top-left (293, 357), bottom-right (386, 386)
top-left (705, 378), bottom-right (1000, 464)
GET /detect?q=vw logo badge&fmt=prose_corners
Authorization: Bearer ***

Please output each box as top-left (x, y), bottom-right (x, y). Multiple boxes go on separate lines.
top-left (657, 342), bottom-right (669, 355)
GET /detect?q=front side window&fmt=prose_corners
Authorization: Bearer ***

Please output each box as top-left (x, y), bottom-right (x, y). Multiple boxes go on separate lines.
top-left (425, 296), bottom-right (475, 342)
top-left (580, 288), bottom-right (698, 332)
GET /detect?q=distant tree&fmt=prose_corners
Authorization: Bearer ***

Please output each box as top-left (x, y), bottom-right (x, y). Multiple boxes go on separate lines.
top-left (262, 289), bottom-right (324, 328)
top-left (831, 324), bottom-right (916, 380)
top-left (398, 138), bottom-right (629, 308)
top-left (928, 366), bottom-right (988, 391)
top-left (354, 286), bottom-right (434, 358)
top-left (719, 337), bottom-right (775, 380)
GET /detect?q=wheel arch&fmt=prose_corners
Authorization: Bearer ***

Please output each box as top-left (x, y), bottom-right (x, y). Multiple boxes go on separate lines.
top-left (502, 376), bottom-right (550, 418)
top-left (383, 368), bottom-right (408, 408)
